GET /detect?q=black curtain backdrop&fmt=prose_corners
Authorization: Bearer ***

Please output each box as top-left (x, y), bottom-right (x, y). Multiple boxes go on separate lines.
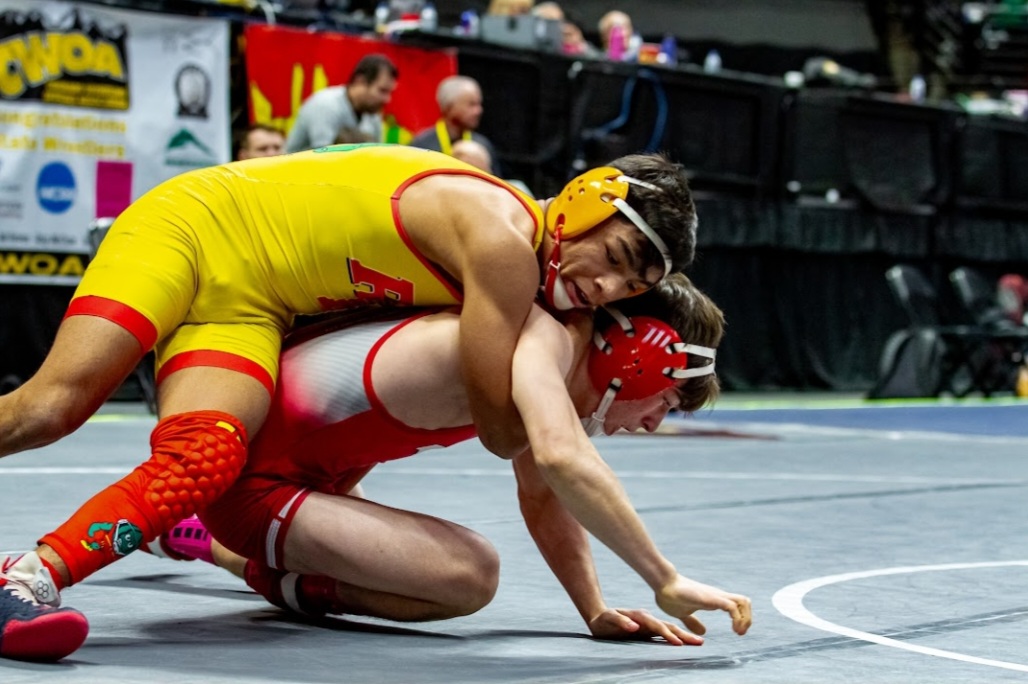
top-left (690, 248), bottom-right (909, 391)
top-left (0, 285), bottom-right (74, 392)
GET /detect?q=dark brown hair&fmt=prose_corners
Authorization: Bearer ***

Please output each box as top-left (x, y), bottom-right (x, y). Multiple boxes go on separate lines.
top-left (236, 123), bottom-right (284, 155)
top-left (608, 152), bottom-right (697, 274)
top-left (348, 54), bottom-right (398, 86)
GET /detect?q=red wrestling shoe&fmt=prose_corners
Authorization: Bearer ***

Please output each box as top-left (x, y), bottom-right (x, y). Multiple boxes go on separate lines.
top-left (0, 553), bottom-right (88, 662)
top-left (243, 560), bottom-right (344, 616)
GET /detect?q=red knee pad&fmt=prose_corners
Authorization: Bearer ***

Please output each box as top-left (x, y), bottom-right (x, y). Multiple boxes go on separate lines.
top-left (145, 410), bottom-right (248, 528)
top-left (39, 410), bottom-right (249, 587)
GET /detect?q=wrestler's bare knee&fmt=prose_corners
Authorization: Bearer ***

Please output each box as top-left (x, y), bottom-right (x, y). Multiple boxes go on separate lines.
top-left (446, 531), bottom-right (500, 616)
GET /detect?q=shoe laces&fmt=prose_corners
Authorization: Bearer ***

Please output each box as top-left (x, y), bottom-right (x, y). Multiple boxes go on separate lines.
top-left (1, 555), bottom-right (61, 608)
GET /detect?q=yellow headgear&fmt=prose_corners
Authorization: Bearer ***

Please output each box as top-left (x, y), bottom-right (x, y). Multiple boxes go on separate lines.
top-left (545, 167), bottom-right (672, 276)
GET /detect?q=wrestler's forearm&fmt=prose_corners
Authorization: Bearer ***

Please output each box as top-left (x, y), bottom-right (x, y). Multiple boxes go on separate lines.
top-left (458, 245), bottom-right (537, 458)
top-left (514, 451), bottom-right (606, 623)
top-left (534, 440), bottom-right (678, 593)
top-left (514, 375), bottom-right (677, 591)
top-left (459, 297), bottom-right (523, 455)
top-left (509, 307), bottom-right (677, 593)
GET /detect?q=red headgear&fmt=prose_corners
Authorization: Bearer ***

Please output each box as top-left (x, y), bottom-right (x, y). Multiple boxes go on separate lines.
top-left (582, 307), bottom-right (715, 435)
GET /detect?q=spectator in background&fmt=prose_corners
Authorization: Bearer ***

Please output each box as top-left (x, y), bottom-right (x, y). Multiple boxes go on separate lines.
top-left (486, 0), bottom-right (534, 15)
top-left (285, 54), bottom-right (398, 153)
top-left (451, 139), bottom-right (533, 197)
top-left (451, 138), bottom-right (492, 172)
top-left (561, 20), bottom-right (602, 57)
top-left (598, 10), bottom-right (641, 61)
top-left (998, 274), bottom-right (1028, 326)
top-left (236, 124), bottom-right (286, 160)
top-left (531, 1), bottom-right (562, 20)
top-left (410, 76), bottom-right (499, 175)
top-left (532, 2), bottom-right (600, 57)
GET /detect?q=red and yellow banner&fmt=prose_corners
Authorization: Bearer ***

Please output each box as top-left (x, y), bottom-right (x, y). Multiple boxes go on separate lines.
top-left (244, 26), bottom-right (456, 144)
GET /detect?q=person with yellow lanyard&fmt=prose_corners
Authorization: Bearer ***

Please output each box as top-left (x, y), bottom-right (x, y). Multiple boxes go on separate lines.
top-left (409, 75), bottom-right (501, 175)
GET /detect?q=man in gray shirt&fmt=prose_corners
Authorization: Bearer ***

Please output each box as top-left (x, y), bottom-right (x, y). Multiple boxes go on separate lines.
top-left (285, 54), bottom-right (399, 152)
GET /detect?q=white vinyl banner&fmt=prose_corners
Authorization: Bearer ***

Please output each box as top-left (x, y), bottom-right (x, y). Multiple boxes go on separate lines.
top-left (0, 1), bottom-right (230, 284)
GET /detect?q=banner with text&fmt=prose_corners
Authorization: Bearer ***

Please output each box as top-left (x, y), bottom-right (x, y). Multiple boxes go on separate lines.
top-left (0, 1), bottom-right (230, 284)
top-left (245, 25), bottom-right (456, 145)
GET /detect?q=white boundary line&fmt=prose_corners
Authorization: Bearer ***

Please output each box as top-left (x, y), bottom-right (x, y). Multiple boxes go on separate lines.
top-left (73, 412), bottom-right (1028, 444)
top-left (0, 467), bottom-right (131, 475)
top-left (379, 467), bottom-right (1008, 487)
top-left (0, 466), bottom-right (1010, 488)
top-left (676, 419), bottom-right (1028, 445)
top-left (772, 560), bottom-right (1028, 673)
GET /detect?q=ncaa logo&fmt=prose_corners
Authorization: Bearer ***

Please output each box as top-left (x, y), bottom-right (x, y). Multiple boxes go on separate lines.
top-left (37, 162), bottom-right (76, 214)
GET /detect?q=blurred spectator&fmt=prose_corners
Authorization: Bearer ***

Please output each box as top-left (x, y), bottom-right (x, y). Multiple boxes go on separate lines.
top-left (866, 0), bottom-right (924, 94)
top-left (285, 54), bottom-right (398, 153)
top-left (450, 138), bottom-right (492, 172)
top-left (598, 10), bottom-right (641, 61)
top-left (409, 75), bottom-right (499, 174)
top-left (561, 18), bottom-right (601, 57)
top-left (452, 139), bottom-right (534, 197)
top-left (998, 274), bottom-right (1028, 326)
top-left (333, 126), bottom-right (376, 145)
top-left (487, 0), bottom-right (534, 16)
top-left (532, 1), bottom-right (600, 56)
top-left (531, 1), bottom-right (562, 20)
top-left (236, 124), bottom-right (286, 160)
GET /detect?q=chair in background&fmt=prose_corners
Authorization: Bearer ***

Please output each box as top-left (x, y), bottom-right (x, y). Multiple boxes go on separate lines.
top-left (949, 266), bottom-right (1020, 331)
top-left (88, 218), bottom-right (158, 414)
top-left (949, 265), bottom-right (1028, 392)
top-left (875, 264), bottom-right (1018, 397)
top-left (885, 264), bottom-right (948, 328)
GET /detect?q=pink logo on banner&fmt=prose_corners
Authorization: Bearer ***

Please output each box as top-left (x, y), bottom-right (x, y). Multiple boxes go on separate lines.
top-left (95, 160), bottom-right (133, 219)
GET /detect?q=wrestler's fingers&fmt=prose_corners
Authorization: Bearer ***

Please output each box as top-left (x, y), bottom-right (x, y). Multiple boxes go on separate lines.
top-left (613, 616), bottom-right (642, 635)
top-left (661, 621), bottom-right (703, 646)
top-left (682, 614), bottom-right (706, 636)
top-left (726, 595), bottom-right (753, 635)
top-left (631, 612), bottom-right (688, 645)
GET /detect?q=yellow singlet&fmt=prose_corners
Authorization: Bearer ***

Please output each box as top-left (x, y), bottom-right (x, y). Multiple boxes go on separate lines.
top-left (73, 144), bottom-right (543, 392)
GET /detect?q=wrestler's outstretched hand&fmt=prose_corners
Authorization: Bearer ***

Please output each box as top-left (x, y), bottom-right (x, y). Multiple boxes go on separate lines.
top-left (654, 574), bottom-right (752, 637)
top-left (588, 607), bottom-right (705, 645)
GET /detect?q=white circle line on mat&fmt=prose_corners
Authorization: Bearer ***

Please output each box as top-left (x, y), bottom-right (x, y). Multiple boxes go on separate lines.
top-left (772, 560), bottom-right (1028, 673)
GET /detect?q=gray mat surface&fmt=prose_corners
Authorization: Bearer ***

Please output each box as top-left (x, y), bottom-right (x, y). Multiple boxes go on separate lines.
top-left (2, 404), bottom-right (1026, 683)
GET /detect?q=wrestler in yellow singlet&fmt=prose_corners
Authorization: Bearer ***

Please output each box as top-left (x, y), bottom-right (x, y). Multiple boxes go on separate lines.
top-left (72, 144), bottom-right (544, 395)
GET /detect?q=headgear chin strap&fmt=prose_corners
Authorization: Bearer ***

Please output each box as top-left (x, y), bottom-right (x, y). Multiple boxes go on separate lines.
top-left (542, 225), bottom-right (576, 310)
top-left (541, 167), bottom-right (674, 310)
top-left (583, 307), bottom-right (716, 435)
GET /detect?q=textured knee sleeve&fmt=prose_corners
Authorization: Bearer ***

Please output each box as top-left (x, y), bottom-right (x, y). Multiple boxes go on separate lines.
top-left (39, 410), bottom-right (248, 586)
top-left (145, 411), bottom-right (248, 527)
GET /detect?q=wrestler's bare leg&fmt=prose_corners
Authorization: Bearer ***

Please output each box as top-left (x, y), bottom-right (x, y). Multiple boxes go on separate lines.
top-left (217, 492), bottom-right (499, 621)
top-left (0, 316), bottom-right (142, 457)
top-left (155, 366), bottom-right (272, 433)
top-left (211, 540), bottom-right (247, 577)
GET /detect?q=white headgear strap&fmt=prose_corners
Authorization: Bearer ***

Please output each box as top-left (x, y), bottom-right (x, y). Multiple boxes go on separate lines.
top-left (613, 175), bottom-right (673, 277)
